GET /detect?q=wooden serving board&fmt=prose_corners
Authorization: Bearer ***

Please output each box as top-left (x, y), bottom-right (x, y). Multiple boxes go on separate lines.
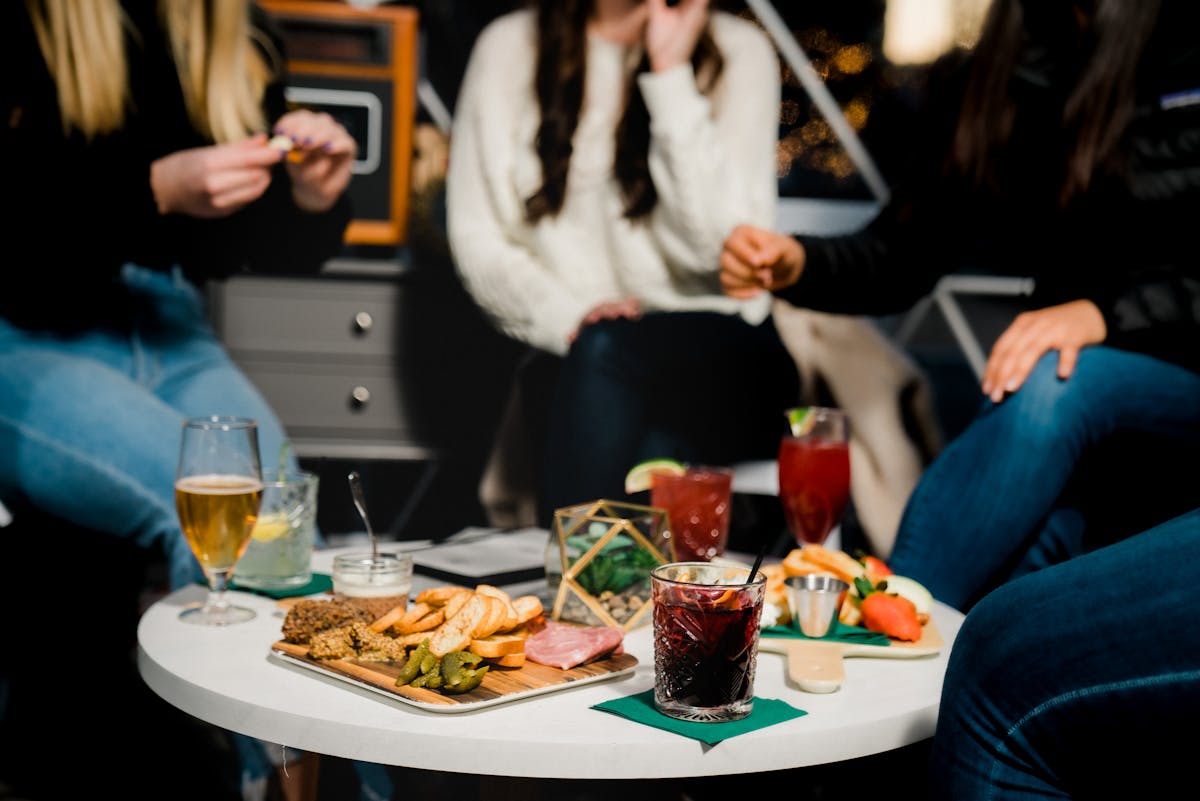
top-left (270, 641), bottom-right (638, 713)
top-left (758, 619), bottom-right (944, 694)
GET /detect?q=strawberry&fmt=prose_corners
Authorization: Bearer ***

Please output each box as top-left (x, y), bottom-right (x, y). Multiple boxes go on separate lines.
top-left (854, 549), bottom-right (894, 583)
top-left (854, 576), bottom-right (922, 642)
top-left (861, 554), bottom-right (893, 584)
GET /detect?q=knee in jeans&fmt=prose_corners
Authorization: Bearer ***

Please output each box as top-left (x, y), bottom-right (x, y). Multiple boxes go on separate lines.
top-left (949, 586), bottom-right (1022, 668)
top-left (567, 319), bottom-right (634, 369)
top-left (990, 355), bottom-right (1086, 433)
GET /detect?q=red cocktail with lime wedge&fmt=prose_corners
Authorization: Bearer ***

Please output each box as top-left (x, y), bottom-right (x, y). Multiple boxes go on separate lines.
top-left (650, 466), bottom-right (732, 562)
top-left (778, 408), bottom-right (850, 546)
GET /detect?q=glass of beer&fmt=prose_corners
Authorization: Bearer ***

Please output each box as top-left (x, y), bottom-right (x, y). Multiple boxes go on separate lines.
top-left (174, 416), bottom-right (264, 625)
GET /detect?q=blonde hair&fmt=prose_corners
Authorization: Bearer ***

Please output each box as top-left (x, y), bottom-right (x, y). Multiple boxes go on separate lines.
top-left (26, 0), bottom-right (278, 142)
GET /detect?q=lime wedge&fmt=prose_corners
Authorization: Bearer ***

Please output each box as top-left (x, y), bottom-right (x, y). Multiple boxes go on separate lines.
top-left (786, 407), bottom-right (817, 436)
top-left (251, 513), bottom-right (291, 542)
top-left (624, 458), bottom-right (685, 493)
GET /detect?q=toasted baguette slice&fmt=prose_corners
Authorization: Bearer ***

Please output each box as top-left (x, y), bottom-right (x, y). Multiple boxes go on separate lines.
top-left (369, 602), bottom-right (409, 633)
top-left (469, 628), bottom-right (528, 658)
top-left (838, 595), bottom-right (863, 627)
top-left (472, 595), bottom-right (508, 638)
top-left (415, 585), bottom-right (469, 606)
top-left (442, 589), bottom-right (475, 620)
top-left (401, 609), bottom-right (445, 634)
top-left (781, 548), bottom-right (829, 578)
top-left (475, 584), bottom-right (519, 630)
top-left (428, 593), bottom-right (487, 657)
top-left (799, 544), bottom-right (866, 584)
top-left (388, 602), bottom-right (431, 634)
top-left (510, 595), bottom-right (543, 627)
top-left (488, 652), bottom-right (525, 668)
top-left (394, 631), bottom-right (433, 648)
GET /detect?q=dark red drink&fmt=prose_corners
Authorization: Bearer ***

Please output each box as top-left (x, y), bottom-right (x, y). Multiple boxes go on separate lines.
top-left (651, 563), bottom-right (765, 722)
top-left (778, 435), bottom-right (851, 546)
top-left (650, 467), bottom-right (732, 562)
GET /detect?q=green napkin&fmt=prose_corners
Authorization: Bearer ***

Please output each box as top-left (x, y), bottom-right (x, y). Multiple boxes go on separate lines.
top-left (761, 620), bottom-right (890, 646)
top-left (230, 572), bottom-right (333, 599)
top-left (591, 690), bottom-right (806, 746)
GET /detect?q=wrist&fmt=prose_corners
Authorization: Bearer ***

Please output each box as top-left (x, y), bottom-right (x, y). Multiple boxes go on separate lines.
top-left (149, 160), bottom-right (170, 215)
top-left (649, 54), bottom-right (684, 73)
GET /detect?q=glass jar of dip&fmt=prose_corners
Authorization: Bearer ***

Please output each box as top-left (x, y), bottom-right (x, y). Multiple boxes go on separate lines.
top-left (332, 551), bottom-right (413, 619)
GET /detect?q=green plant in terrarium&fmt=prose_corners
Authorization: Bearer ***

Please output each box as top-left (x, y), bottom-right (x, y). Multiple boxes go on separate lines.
top-left (566, 530), bottom-right (661, 596)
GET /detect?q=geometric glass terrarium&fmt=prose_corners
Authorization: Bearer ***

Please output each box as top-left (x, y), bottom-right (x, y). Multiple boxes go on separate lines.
top-left (550, 499), bottom-right (673, 631)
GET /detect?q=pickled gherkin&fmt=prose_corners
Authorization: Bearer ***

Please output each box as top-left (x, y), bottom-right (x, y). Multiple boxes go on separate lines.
top-left (394, 640), bottom-right (431, 687)
top-left (410, 659), bottom-right (443, 689)
top-left (440, 651), bottom-right (482, 688)
top-left (442, 664), bottom-right (488, 694)
top-left (395, 643), bottom-right (489, 695)
top-left (441, 647), bottom-right (482, 690)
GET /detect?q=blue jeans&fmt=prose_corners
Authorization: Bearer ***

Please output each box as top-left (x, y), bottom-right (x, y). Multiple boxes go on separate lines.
top-left (0, 264), bottom-right (297, 591)
top-left (536, 311), bottom-right (801, 526)
top-left (929, 506), bottom-right (1200, 800)
top-left (888, 347), bottom-right (1200, 610)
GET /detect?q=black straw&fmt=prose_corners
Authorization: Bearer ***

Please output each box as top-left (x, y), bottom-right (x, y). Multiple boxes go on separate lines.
top-left (746, 540), bottom-right (768, 584)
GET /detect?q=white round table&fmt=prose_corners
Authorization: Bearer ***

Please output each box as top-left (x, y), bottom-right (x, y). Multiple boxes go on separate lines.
top-left (137, 548), bottom-right (963, 779)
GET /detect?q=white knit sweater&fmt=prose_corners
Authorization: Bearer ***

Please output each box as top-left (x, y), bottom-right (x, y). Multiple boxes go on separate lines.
top-left (446, 9), bottom-right (779, 356)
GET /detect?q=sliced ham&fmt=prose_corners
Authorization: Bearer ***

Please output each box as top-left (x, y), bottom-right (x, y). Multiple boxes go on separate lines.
top-left (524, 619), bottom-right (624, 670)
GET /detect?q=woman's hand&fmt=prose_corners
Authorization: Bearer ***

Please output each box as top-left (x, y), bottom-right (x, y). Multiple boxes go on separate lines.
top-left (149, 134), bottom-right (281, 218)
top-left (644, 0), bottom-right (709, 73)
top-left (719, 224), bottom-right (806, 299)
top-left (982, 300), bottom-right (1107, 402)
top-left (273, 108), bottom-right (357, 213)
top-left (567, 297), bottom-right (643, 345)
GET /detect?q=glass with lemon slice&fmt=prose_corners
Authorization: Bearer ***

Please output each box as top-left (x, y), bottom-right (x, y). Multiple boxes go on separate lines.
top-left (234, 470), bottom-right (319, 590)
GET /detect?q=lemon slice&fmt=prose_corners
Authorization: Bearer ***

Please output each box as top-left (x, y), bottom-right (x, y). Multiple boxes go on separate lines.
top-left (786, 406), bottom-right (817, 436)
top-left (624, 458), bottom-right (685, 493)
top-left (251, 513), bottom-right (291, 542)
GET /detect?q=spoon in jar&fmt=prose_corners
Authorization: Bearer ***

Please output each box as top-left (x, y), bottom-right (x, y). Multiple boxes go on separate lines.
top-left (347, 470), bottom-right (378, 561)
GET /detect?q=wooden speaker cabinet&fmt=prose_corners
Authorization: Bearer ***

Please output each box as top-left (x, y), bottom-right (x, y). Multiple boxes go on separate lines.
top-left (257, 1), bottom-right (419, 247)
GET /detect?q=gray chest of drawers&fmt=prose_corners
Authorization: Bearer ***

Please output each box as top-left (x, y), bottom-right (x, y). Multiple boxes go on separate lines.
top-left (206, 262), bottom-right (436, 462)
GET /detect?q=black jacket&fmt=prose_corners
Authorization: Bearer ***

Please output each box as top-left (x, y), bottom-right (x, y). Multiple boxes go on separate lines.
top-left (0, 0), bottom-right (352, 332)
top-left (780, 4), bottom-right (1200, 375)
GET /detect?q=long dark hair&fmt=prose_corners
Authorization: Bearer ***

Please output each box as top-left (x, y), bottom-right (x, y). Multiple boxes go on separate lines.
top-left (952, 0), bottom-right (1160, 205)
top-left (525, 0), bottom-right (724, 222)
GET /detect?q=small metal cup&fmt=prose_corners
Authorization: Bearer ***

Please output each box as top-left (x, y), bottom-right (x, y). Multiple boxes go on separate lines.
top-left (786, 574), bottom-right (849, 638)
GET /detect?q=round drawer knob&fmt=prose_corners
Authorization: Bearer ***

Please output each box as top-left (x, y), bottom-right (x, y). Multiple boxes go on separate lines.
top-left (352, 311), bottom-right (374, 334)
top-left (350, 386), bottom-right (371, 409)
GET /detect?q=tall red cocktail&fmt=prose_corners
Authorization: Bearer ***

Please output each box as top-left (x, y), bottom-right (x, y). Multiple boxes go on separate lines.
top-left (651, 562), bottom-right (766, 722)
top-left (778, 409), bottom-right (850, 546)
top-left (650, 466), bottom-right (732, 562)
